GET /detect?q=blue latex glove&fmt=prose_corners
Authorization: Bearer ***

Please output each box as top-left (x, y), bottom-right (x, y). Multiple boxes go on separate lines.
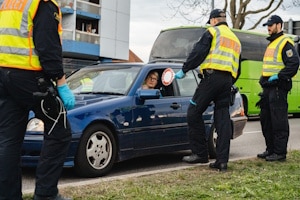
top-left (175, 69), bottom-right (185, 79)
top-left (190, 99), bottom-right (197, 105)
top-left (57, 84), bottom-right (75, 110)
top-left (268, 74), bottom-right (279, 82)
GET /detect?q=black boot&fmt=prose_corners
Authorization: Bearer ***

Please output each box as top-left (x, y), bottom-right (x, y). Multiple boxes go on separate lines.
top-left (33, 194), bottom-right (72, 200)
top-left (257, 151), bottom-right (271, 159)
top-left (209, 162), bottom-right (227, 172)
top-left (182, 154), bottom-right (209, 164)
top-left (265, 153), bottom-right (286, 162)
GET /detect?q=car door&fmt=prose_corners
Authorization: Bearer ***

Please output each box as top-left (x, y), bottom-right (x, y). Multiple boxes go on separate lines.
top-left (132, 68), bottom-right (189, 150)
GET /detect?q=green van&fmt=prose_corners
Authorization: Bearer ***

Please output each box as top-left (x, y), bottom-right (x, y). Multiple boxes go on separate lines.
top-left (149, 26), bottom-right (300, 116)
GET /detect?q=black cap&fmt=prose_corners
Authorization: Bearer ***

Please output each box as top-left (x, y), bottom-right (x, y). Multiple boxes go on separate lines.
top-left (263, 15), bottom-right (283, 26)
top-left (207, 9), bottom-right (226, 24)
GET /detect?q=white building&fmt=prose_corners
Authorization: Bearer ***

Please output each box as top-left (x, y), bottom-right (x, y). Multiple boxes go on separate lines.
top-left (57, 0), bottom-right (131, 72)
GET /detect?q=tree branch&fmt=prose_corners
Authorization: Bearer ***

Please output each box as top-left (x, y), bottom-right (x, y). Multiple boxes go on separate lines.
top-left (247, 0), bottom-right (283, 30)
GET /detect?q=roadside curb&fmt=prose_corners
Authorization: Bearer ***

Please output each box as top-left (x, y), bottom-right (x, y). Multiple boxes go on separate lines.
top-left (23, 156), bottom-right (255, 195)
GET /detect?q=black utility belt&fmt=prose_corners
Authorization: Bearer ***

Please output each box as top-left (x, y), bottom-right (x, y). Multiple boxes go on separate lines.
top-left (203, 69), bottom-right (231, 76)
top-left (0, 66), bottom-right (39, 73)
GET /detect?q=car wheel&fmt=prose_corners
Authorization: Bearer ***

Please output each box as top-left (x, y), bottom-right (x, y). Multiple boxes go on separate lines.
top-left (74, 124), bottom-right (117, 177)
top-left (208, 124), bottom-right (217, 159)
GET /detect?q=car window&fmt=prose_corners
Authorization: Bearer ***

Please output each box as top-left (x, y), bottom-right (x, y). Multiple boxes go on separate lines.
top-left (157, 69), bottom-right (175, 97)
top-left (176, 71), bottom-right (198, 96)
top-left (147, 68), bottom-right (198, 97)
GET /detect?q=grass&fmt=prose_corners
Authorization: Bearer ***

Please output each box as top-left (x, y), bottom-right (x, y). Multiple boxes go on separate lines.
top-left (24, 150), bottom-right (300, 200)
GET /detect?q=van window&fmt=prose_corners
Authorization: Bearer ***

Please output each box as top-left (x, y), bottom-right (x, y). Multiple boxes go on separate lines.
top-left (234, 31), bottom-right (268, 61)
top-left (149, 28), bottom-right (205, 62)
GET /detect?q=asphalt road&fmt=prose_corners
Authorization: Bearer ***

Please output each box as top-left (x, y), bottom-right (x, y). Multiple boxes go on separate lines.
top-left (22, 117), bottom-right (300, 194)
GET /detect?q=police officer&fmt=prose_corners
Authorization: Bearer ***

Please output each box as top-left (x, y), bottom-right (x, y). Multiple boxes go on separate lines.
top-left (0, 0), bottom-right (74, 199)
top-left (175, 9), bottom-right (241, 172)
top-left (257, 15), bottom-right (299, 161)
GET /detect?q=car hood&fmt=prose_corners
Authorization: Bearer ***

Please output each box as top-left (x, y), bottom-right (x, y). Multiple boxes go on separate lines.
top-left (28, 94), bottom-right (122, 119)
top-left (73, 94), bottom-right (121, 109)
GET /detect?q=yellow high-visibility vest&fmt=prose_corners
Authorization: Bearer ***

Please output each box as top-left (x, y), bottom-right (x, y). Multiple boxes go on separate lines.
top-left (201, 25), bottom-right (241, 78)
top-left (262, 35), bottom-right (294, 76)
top-left (80, 77), bottom-right (93, 92)
top-left (0, 0), bottom-right (62, 71)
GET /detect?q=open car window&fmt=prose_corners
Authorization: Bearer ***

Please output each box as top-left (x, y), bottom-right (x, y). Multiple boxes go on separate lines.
top-left (147, 69), bottom-right (176, 97)
top-left (143, 68), bottom-right (197, 98)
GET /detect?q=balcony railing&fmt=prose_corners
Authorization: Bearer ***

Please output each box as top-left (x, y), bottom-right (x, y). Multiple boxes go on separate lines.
top-left (75, 30), bottom-right (99, 44)
top-left (76, 0), bottom-right (100, 16)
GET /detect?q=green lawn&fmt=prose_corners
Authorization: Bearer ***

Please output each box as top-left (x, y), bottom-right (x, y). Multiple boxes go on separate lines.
top-left (24, 150), bottom-right (300, 200)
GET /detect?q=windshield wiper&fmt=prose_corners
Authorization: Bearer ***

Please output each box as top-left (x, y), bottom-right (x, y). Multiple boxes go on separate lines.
top-left (76, 91), bottom-right (124, 95)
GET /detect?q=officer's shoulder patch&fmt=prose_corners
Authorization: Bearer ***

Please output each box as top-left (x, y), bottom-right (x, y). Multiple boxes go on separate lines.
top-left (286, 49), bottom-right (293, 57)
top-left (54, 12), bottom-right (60, 22)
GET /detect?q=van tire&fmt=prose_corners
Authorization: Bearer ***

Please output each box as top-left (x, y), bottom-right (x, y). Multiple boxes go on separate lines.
top-left (242, 95), bottom-right (248, 116)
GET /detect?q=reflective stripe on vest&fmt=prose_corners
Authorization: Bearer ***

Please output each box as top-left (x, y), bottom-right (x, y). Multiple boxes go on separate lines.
top-left (0, 0), bottom-right (62, 71)
top-left (200, 25), bottom-right (241, 78)
top-left (262, 35), bottom-right (293, 76)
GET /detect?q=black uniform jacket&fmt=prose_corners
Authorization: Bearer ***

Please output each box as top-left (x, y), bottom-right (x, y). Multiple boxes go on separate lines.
top-left (33, 0), bottom-right (65, 81)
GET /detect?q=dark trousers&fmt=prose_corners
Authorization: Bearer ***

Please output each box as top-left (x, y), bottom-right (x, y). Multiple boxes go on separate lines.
top-left (187, 70), bottom-right (232, 163)
top-left (259, 86), bottom-right (289, 155)
top-left (0, 68), bottom-right (71, 199)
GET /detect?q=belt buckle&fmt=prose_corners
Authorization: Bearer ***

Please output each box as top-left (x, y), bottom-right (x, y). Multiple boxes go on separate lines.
top-left (206, 69), bottom-right (214, 74)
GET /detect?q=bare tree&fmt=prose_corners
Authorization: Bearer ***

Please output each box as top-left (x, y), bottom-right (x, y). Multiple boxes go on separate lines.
top-left (167, 0), bottom-right (300, 30)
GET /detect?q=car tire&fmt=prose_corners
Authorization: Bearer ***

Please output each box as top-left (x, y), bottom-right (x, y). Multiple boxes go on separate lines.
top-left (74, 124), bottom-right (117, 177)
top-left (208, 124), bottom-right (217, 159)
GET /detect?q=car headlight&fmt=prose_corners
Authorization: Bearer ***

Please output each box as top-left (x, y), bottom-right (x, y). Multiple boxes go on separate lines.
top-left (27, 118), bottom-right (44, 132)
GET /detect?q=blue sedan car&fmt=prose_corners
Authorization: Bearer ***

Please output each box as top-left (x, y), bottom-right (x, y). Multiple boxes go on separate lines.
top-left (22, 62), bottom-right (247, 177)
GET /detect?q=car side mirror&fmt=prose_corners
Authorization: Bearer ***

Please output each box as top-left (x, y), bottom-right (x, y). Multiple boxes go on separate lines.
top-left (138, 89), bottom-right (161, 100)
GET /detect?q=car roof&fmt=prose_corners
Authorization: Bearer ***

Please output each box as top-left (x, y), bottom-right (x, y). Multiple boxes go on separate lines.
top-left (78, 62), bottom-right (182, 71)
top-left (87, 62), bottom-right (144, 68)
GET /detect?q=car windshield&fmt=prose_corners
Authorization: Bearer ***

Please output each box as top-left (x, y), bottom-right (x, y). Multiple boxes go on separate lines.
top-left (67, 66), bottom-right (139, 95)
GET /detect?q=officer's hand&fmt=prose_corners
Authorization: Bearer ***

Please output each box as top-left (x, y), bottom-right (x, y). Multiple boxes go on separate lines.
top-left (268, 74), bottom-right (279, 82)
top-left (175, 70), bottom-right (185, 79)
top-left (57, 84), bottom-right (75, 110)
